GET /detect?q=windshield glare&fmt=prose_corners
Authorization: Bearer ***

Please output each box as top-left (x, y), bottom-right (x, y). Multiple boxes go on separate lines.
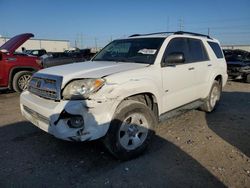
top-left (93, 38), bottom-right (164, 64)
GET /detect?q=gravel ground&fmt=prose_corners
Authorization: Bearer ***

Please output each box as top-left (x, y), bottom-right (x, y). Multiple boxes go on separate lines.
top-left (0, 81), bottom-right (249, 187)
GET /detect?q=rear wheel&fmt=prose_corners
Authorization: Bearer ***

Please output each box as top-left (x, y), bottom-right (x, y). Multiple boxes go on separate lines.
top-left (12, 71), bottom-right (32, 92)
top-left (103, 100), bottom-right (157, 160)
top-left (245, 74), bottom-right (250, 83)
top-left (200, 80), bottom-right (221, 112)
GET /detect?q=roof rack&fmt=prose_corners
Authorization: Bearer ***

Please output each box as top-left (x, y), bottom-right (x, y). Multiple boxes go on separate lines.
top-left (129, 32), bottom-right (174, 37)
top-left (129, 31), bottom-right (212, 39)
top-left (174, 31), bottom-right (212, 39)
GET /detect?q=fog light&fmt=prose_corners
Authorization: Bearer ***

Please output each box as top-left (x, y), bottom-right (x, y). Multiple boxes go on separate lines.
top-left (67, 115), bottom-right (84, 128)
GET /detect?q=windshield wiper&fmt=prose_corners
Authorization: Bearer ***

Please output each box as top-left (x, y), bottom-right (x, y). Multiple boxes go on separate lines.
top-left (93, 58), bottom-right (151, 64)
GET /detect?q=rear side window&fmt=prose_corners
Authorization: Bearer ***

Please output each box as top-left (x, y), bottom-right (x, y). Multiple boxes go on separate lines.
top-left (188, 39), bottom-right (209, 62)
top-left (208, 41), bottom-right (224, 59)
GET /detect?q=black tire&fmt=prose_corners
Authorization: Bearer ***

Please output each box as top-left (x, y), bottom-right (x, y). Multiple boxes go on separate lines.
top-left (12, 71), bottom-right (32, 92)
top-left (103, 100), bottom-right (157, 160)
top-left (200, 80), bottom-right (221, 112)
top-left (245, 74), bottom-right (250, 83)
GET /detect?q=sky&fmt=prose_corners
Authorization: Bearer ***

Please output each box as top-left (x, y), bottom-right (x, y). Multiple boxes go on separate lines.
top-left (0, 0), bottom-right (250, 48)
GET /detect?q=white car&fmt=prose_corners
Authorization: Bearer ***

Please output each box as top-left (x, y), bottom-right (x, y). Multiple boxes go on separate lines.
top-left (20, 31), bottom-right (228, 160)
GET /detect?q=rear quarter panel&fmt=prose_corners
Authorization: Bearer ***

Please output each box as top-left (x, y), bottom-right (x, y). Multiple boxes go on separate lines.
top-left (201, 39), bottom-right (228, 98)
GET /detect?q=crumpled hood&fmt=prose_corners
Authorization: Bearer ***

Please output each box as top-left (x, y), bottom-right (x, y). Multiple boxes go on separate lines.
top-left (37, 61), bottom-right (148, 86)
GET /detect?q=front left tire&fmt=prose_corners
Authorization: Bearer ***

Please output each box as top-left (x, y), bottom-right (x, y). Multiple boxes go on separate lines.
top-left (103, 100), bottom-right (157, 160)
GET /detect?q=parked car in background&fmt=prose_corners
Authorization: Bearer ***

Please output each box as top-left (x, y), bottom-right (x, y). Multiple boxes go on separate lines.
top-left (41, 48), bottom-right (96, 68)
top-left (0, 33), bottom-right (42, 92)
top-left (25, 49), bottom-right (47, 57)
top-left (223, 49), bottom-right (250, 83)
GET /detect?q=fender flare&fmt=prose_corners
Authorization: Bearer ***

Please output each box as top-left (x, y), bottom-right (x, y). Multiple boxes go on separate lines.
top-left (204, 72), bottom-right (223, 98)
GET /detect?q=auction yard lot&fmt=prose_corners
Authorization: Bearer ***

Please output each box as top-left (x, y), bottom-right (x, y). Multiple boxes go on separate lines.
top-left (0, 81), bottom-right (249, 187)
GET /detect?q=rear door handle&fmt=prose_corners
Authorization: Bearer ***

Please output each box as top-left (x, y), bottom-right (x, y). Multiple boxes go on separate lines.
top-left (208, 64), bottom-right (212, 67)
top-left (188, 67), bottom-right (195, 70)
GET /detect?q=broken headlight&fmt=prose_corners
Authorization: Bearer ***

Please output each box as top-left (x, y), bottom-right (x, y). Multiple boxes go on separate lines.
top-left (62, 78), bottom-right (105, 100)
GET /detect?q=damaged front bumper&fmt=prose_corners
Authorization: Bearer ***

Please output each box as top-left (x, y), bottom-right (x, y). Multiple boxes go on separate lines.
top-left (20, 91), bottom-right (117, 141)
top-left (228, 66), bottom-right (250, 78)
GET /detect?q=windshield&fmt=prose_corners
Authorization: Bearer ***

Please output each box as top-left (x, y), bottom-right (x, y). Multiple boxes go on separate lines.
top-left (93, 38), bottom-right (165, 64)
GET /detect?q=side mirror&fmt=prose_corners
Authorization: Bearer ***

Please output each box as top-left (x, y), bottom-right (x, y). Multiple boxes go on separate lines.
top-left (164, 52), bottom-right (185, 64)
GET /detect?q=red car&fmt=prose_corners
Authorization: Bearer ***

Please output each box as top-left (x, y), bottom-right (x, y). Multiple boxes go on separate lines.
top-left (0, 33), bottom-right (42, 92)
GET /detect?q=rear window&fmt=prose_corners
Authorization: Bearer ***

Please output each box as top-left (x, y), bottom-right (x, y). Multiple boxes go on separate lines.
top-left (208, 41), bottom-right (224, 59)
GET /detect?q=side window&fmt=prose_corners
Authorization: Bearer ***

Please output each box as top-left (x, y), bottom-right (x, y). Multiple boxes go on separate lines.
top-left (163, 38), bottom-right (189, 64)
top-left (208, 41), bottom-right (224, 59)
top-left (188, 39), bottom-right (209, 62)
top-left (32, 51), bottom-right (38, 55)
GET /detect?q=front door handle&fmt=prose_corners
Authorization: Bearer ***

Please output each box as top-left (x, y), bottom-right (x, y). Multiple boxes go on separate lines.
top-left (188, 67), bottom-right (195, 70)
top-left (208, 64), bottom-right (212, 67)
top-left (7, 58), bottom-right (17, 61)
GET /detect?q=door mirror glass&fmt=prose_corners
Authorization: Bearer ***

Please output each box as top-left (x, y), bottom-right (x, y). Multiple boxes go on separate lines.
top-left (164, 52), bottom-right (185, 64)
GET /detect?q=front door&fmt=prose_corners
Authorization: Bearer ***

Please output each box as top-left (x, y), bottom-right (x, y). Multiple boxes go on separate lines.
top-left (161, 37), bottom-right (198, 113)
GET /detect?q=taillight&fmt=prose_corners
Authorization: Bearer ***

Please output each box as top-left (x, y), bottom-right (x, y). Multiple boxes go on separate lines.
top-left (35, 59), bottom-right (43, 67)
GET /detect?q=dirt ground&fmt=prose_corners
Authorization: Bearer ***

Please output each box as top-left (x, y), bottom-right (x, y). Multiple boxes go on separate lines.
top-left (0, 81), bottom-right (249, 187)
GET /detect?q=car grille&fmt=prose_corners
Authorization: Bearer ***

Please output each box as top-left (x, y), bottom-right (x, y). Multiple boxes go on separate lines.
top-left (28, 73), bottom-right (63, 100)
top-left (23, 105), bottom-right (50, 124)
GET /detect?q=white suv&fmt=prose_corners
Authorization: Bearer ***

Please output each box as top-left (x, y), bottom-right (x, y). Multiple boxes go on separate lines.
top-left (20, 31), bottom-right (228, 160)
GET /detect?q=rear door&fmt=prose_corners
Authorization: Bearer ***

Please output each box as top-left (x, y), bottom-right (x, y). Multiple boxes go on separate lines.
top-left (161, 37), bottom-right (198, 112)
top-left (187, 38), bottom-right (210, 98)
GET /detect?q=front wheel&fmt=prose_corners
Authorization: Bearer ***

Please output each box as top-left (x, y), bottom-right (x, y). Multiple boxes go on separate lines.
top-left (103, 100), bottom-right (157, 160)
top-left (12, 71), bottom-right (32, 92)
top-left (200, 80), bottom-right (221, 112)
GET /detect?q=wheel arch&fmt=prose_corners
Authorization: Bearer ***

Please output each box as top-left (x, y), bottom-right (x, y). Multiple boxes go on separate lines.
top-left (8, 67), bottom-right (38, 88)
top-left (116, 92), bottom-right (159, 120)
top-left (214, 74), bottom-right (223, 87)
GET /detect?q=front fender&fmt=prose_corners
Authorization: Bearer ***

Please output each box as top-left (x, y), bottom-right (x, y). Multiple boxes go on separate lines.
top-left (91, 77), bottom-right (164, 115)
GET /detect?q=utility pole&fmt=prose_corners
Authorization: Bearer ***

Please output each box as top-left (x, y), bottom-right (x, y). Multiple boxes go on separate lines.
top-left (76, 33), bottom-right (79, 48)
top-left (94, 37), bottom-right (97, 50)
top-left (207, 28), bottom-right (210, 36)
top-left (80, 33), bottom-right (83, 48)
top-left (166, 16), bottom-right (169, 32)
top-left (179, 18), bottom-right (184, 31)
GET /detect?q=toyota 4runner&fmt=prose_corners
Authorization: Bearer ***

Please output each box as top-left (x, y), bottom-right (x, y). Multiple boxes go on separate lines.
top-left (20, 31), bottom-right (228, 160)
